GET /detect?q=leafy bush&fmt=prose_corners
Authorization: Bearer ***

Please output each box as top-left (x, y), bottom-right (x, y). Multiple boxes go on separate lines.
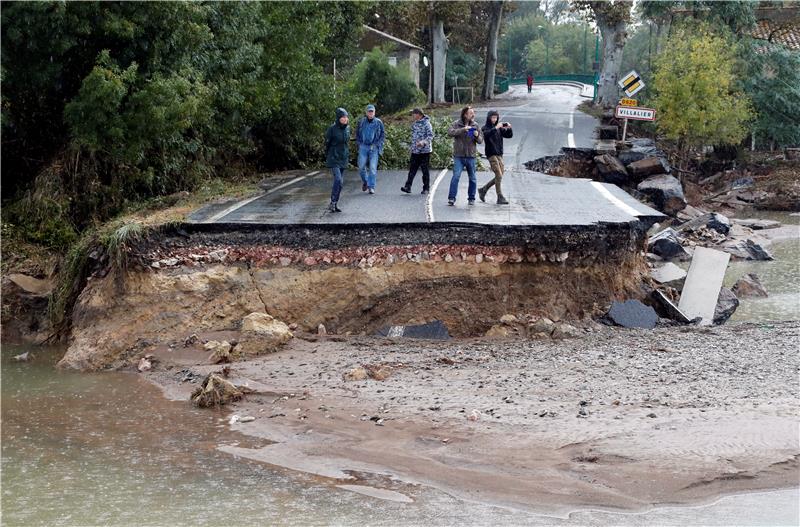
top-left (352, 48), bottom-right (422, 114)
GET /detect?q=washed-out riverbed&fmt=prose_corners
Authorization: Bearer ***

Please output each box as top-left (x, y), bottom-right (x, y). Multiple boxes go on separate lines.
top-left (2, 216), bottom-right (798, 526)
top-left (3, 331), bottom-right (799, 527)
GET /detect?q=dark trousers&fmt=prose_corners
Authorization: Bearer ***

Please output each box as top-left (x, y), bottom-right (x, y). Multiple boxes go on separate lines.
top-left (405, 153), bottom-right (431, 190)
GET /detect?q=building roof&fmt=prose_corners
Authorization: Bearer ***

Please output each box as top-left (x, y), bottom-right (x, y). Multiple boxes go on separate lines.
top-left (751, 18), bottom-right (800, 50)
top-left (362, 25), bottom-right (424, 52)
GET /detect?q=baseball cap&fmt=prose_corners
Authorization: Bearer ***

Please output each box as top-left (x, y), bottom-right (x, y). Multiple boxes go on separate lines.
top-left (366, 104), bottom-right (376, 112)
top-left (410, 108), bottom-right (424, 115)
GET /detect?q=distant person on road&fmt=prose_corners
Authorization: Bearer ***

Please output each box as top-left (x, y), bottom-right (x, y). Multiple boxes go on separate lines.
top-left (526, 73), bottom-right (533, 93)
top-left (325, 107), bottom-right (350, 213)
top-left (356, 104), bottom-right (385, 194)
top-left (446, 106), bottom-right (483, 206)
top-left (479, 110), bottom-right (513, 205)
top-left (401, 108), bottom-right (434, 195)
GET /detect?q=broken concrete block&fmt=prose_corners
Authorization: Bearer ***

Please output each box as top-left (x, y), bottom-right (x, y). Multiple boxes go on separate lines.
top-left (713, 287), bottom-right (739, 325)
top-left (376, 320), bottom-right (450, 340)
top-left (637, 174), bottom-right (687, 215)
top-left (678, 247), bottom-right (731, 326)
top-left (627, 157), bottom-right (668, 179)
top-left (732, 273), bottom-right (768, 298)
top-left (680, 213), bottom-right (731, 236)
top-left (607, 300), bottom-right (659, 329)
top-left (648, 228), bottom-right (690, 260)
top-left (598, 125), bottom-right (618, 140)
top-left (650, 262), bottom-right (687, 289)
top-left (593, 154), bottom-right (629, 185)
top-left (651, 290), bottom-right (693, 323)
top-left (527, 318), bottom-right (555, 337)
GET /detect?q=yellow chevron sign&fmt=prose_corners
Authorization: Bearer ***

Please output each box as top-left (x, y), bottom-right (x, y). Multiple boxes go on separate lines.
top-left (618, 70), bottom-right (644, 97)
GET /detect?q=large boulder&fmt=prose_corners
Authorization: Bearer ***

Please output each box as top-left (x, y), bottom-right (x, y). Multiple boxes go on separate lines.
top-left (637, 175), bottom-right (687, 215)
top-left (719, 239), bottom-right (774, 261)
top-left (236, 312), bottom-right (293, 355)
top-left (713, 288), bottom-right (739, 325)
top-left (593, 154), bottom-right (629, 185)
top-left (627, 157), bottom-right (669, 179)
top-left (191, 374), bottom-right (243, 408)
top-left (648, 228), bottom-right (690, 260)
top-left (732, 273), bottom-right (768, 298)
top-left (617, 150), bottom-right (648, 166)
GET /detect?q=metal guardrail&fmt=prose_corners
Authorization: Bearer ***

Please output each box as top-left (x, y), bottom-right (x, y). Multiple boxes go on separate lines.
top-left (494, 75), bottom-right (510, 94)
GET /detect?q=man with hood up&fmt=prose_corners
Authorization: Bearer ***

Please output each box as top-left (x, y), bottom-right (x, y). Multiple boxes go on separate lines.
top-left (356, 104), bottom-right (385, 194)
top-left (478, 110), bottom-right (513, 205)
top-left (401, 108), bottom-right (434, 194)
top-left (324, 108), bottom-right (350, 212)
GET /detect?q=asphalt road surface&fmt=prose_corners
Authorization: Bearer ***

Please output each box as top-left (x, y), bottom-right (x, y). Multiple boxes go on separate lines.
top-left (190, 84), bottom-right (662, 227)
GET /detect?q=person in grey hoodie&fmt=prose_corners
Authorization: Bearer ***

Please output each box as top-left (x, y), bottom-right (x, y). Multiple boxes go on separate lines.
top-left (401, 108), bottom-right (434, 194)
top-left (324, 108), bottom-right (350, 212)
top-left (446, 106), bottom-right (483, 206)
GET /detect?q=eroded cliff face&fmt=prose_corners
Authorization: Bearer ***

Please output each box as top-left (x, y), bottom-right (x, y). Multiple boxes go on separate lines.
top-left (58, 238), bottom-right (647, 370)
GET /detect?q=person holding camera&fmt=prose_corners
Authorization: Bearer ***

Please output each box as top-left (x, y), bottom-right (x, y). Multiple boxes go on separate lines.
top-left (446, 106), bottom-right (483, 206)
top-left (479, 110), bottom-right (513, 205)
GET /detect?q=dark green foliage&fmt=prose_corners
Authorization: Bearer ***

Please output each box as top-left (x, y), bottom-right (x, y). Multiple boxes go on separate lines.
top-left (738, 40), bottom-right (800, 149)
top-left (1, 1), bottom-right (373, 247)
top-left (352, 48), bottom-right (422, 114)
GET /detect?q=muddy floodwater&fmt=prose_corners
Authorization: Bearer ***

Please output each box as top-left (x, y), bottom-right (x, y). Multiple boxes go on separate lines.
top-left (727, 212), bottom-right (800, 322)
top-left (3, 346), bottom-right (798, 526)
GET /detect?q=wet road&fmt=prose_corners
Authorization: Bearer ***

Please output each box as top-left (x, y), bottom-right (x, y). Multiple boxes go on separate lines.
top-left (190, 84), bottom-right (663, 226)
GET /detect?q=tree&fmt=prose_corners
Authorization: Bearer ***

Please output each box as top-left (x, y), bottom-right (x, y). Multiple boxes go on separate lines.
top-left (481, 1), bottom-right (505, 100)
top-left (738, 39), bottom-right (800, 149)
top-left (572, 1), bottom-right (632, 107)
top-left (653, 26), bottom-right (752, 156)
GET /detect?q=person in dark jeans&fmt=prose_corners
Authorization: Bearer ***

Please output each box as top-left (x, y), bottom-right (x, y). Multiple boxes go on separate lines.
top-left (324, 108), bottom-right (350, 212)
top-left (401, 108), bottom-right (434, 195)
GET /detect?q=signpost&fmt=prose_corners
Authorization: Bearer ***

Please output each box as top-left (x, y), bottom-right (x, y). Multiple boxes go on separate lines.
top-left (615, 105), bottom-right (656, 141)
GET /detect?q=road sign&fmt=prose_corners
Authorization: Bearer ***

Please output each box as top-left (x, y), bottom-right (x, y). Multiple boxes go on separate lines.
top-left (618, 70), bottom-right (644, 97)
top-left (620, 97), bottom-right (638, 107)
top-left (615, 106), bottom-right (656, 121)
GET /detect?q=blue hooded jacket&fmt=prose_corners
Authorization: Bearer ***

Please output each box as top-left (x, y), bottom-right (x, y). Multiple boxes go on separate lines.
top-left (356, 115), bottom-right (385, 155)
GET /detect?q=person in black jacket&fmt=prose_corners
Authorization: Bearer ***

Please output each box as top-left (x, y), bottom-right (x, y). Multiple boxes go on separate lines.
top-left (478, 110), bottom-right (513, 205)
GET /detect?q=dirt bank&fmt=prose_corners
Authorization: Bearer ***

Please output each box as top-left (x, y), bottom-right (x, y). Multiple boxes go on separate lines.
top-left (59, 238), bottom-right (646, 370)
top-left (144, 322), bottom-right (800, 516)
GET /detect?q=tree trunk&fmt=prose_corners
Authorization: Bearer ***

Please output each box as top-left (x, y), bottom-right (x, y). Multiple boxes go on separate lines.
top-left (431, 16), bottom-right (447, 103)
top-left (481, 1), bottom-right (504, 100)
top-left (597, 18), bottom-right (628, 108)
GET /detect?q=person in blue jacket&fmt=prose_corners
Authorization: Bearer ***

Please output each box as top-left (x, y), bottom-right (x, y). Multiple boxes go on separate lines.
top-left (355, 104), bottom-right (385, 194)
top-left (325, 108), bottom-right (350, 212)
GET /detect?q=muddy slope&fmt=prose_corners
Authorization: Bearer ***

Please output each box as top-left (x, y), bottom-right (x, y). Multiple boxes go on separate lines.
top-left (59, 223), bottom-right (649, 370)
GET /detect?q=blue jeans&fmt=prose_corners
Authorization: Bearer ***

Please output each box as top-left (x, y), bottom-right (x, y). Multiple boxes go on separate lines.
top-left (448, 156), bottom-right (477, 201)
top-left (330, 167), bottom-right (344, 203)
top-left (358, 144), bottom-right (379, 189)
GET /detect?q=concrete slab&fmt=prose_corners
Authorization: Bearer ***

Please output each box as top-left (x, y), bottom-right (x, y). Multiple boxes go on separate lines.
top-left (678, 247), bottom-right (731, 326)
top-left (375, 320), bottom-right (450, 340)
top-left (650, 262), bottom-right (687, 288)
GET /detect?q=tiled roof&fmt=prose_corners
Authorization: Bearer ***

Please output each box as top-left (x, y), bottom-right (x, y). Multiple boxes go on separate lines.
top-left (751, 19), bottom-right (800, 50)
